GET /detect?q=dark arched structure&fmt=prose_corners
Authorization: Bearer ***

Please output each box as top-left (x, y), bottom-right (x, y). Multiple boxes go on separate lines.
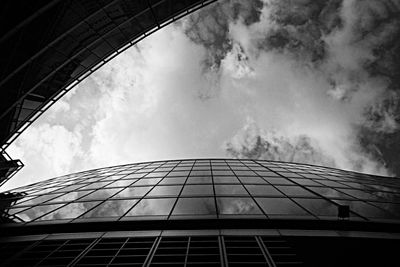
top-left (0, 0), bottom-right (217, 186)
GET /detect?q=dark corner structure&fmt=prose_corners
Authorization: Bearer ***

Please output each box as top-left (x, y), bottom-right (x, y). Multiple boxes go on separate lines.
top-left (1, 159), bottom-right (400, 266)
top-left (1, 1), bottom-right (400, 267)
top-left (0, 0), bottom-right (216, 186)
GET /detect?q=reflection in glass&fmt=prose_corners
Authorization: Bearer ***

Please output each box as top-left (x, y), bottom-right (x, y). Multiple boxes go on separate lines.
top-left (173, 198), bottom-right (216, 215)
top-left (15, 193), bottom-right (64, 206)
top-left (79, 188), bottom-right (121, 201)
top-left (217, 198), bottom-right (262, 214)
top-left (159, 177), bottom-right (186, 185)
top-left (186, 176), bottom-right (212, 184)
top-left (290, 178), bottom-right (321, 186)
top-left (293, 198), bottom-right (337, 216)
top-left (334, 200), bottom-right (393, 219)
top-left (214, 185), bottom-right (248, 196)
top-left (213, 176), bottom-right (239, 184)
top-left (37, 201), bottom-right (100, 221)
top-left (245, 185), bottom-right (283, 196)
top-left (106, 179), bottom-right (136, 188)
top-left (190, 170), bottom-right (211, 176)
top-left (54, 184), bottom-right (86, 193)
top-left (47, 190), bottom-right (94, 203)
top-left (145, 172), bottom-right (168, 178)
top-left (268, 178), bottom-right (294, 185)
top-left (78, 181), bottom-right (111, 190)
top-left (338, 189), bottom-right (383, 201)
top-left (276, 186), bottom-right (315, 197)
top-left (181, 185), bottom-right (213, 196)
top-left (134, 178), bottom-right (162, 186)
top-left (256, 198), bottom-right (308, 215)
top-left (307, 187), bottom-right (354, 199)
top-left (126, 198), bottom-right (175, 216)
top-left (112, 186), bottom-right (152, 198)
top-left (212, 170), bottom-right (234, 176)
top-left (167, 170), bottom-right (190, 177)
top-left (15, 204), bottom-right (65, 221)
top-left (238, 177), bottom-right (266, 184)
top-left (81, 200), bottom-right (136, 218)
top-left (234, 170), bottom-right (256, 176)
top-left (147, 185), bottom-right (182, 197)
top-left (372, 202), bottom-right (400, 217)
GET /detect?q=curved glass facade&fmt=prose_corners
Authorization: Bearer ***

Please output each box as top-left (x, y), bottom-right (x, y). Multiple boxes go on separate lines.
top-left (3, 159), bottom-right (400, 224)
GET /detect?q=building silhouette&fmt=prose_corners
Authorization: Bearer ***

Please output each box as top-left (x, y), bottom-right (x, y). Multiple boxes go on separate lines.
top-left (1, 159), bottom-right (400, 266)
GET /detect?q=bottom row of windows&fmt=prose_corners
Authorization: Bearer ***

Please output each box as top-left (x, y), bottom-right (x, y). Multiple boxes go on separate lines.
top-left (2, 235), bottom-right (304, 266)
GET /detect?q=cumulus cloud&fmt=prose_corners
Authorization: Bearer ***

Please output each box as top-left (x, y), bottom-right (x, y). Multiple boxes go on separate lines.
top-left (224, 119), bottom-right (336, 167)
top-left (4, 123), bottom-right (83, 190)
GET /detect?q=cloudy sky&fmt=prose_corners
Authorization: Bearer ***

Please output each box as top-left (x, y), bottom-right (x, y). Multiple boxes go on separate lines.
top-left (3, 0), bottom-right (400, 190)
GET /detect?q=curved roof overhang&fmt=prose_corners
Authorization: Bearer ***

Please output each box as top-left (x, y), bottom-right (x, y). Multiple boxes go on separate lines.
top-left (0, 0), bottom-right (217, 151)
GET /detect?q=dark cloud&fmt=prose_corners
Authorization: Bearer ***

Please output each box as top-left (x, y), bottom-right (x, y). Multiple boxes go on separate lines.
top-left (182, 0), bottom-right (263, 70)
top-left (224, 121), bottom-right (336, 168)
top-left (349, 0), bottom-right (400, 176)
top-left (253, 0), bottom-right (400, 176)
top-left (256, 0), bottom-right (343, 63)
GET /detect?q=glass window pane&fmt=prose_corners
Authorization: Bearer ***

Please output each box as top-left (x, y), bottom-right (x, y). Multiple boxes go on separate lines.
top-left (217, 198), bottom-right (262, 214)
top-left (212, 170), bottom-right (234, 176)
top-left (145, 172), bottom-right (168, 178)
top-left (79, 181), bottom-right (112, 190)
top-left (256, 198), bottom-right (308, 215)
top-left (268, 178), bottom-right (295, 185)
top-left (181, 185), bottom-right (213, 196)
top-left (79, 188), bottom-right (121, 201)
top-left (15, 204), bottom-right (65, 221)
top-left (172, 198), bottom-right (216, 215)
top-left (81, 200), bottom-right (136, 218)
top-left (159, 177), bottom-right (186, 185)
top-left (123, 173), bottom-right (145, 179)
top-left (213, 176), bottom-right (239, 184)
top-left (238, 177), bottom-right (267, 184)
top-left (190, 170), bottom-right (211, 176)
top-left (294, 198), bottom-right (338, 216)
top-left (338, 189), bottom-right (383, 201)
top-left (245, 185), bottom-right (283, 196)
top-left (234, 170), bottom-right (256, 176)
top-left (276, 186), bottom-right (316, 197)
top-left (106, 179), bottom-right (136, 188)
top-left (307, 187), bottom-right (355, 199)
top-left (147, 185), bottom-right (182, 197)
top-left (256, 171), bottom-right (280, 177)
top-left (214, 185), bottom-right (248, 196)
top-left (14, 193), bottom-right (64, 206)
top-left (112, 186), bottom-right (152, 198)
top-left (290, 178), bottom-right (321, 186)
top-left (334, 200), bottom-right (394, 219)
top-left (125, 198), bottom-right (175, 216)
top-left (47, 190), bottom-right (94, 203)
top-left (186, 176), bottom-right (212, 184)
top-left (134, 178), bottom-right (161, 186)
top-left (37, 201), bottom-right (100, 221)
top-left (167, 170), bottom-right (190, 177)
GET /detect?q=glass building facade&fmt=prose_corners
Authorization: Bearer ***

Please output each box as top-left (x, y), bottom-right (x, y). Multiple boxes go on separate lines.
top-left (1, 159), bottom-right (400, 266)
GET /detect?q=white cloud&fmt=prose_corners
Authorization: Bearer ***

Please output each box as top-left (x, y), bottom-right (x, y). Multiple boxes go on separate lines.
top-left (4, 123), bottom-right (83, 190)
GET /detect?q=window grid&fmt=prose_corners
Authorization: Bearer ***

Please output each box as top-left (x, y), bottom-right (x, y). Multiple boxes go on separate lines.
top-left (4, 159), bottom-right (400, 223)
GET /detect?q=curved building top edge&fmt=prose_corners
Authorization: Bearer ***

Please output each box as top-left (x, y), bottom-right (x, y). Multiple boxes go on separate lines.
top-left (16, 158), bottom-right (399, 186)
top-left (2, 158), bottom-right (399, 226)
